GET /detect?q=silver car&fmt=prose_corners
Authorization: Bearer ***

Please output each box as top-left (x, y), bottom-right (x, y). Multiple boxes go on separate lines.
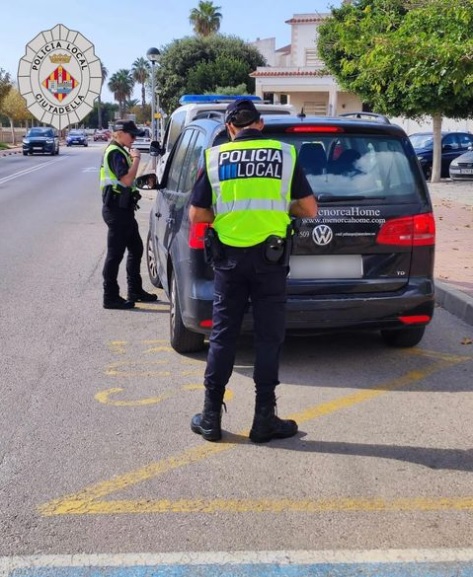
top-left (133, 127), bottom-right (152, 152)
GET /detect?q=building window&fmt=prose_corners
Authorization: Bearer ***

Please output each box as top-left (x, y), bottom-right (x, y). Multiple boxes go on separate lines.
top-left (280, 94), bottom-right (288, 105)
top-left (305, 49), bottom-right (319, 66)
top-left (263, 92), bottom-right (274, 104)
top-left (303, 101), bottom-right (327, 116)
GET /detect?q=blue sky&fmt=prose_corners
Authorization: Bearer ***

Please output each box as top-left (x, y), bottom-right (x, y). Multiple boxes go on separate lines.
top-left (1, 0), bottom-right (342, 103)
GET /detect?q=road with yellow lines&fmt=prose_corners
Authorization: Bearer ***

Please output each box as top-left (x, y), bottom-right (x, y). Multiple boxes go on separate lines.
top-left (1, 148), bottom-right (473, 575)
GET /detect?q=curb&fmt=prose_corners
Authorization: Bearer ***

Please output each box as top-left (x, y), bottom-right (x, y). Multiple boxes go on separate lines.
top-left (435, 280), bottom-right (473, 326)
top-left (0, 148), bottom-right (22, 157)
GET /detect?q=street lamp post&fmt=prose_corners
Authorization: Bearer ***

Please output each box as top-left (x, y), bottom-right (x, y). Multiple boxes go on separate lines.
top-left (146, 47), bottom-right (160, 142)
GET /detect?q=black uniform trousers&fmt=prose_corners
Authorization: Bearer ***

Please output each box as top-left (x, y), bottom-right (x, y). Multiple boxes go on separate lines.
top-left (204, 243), bottom-right (287, 403)
top-left (102, 204), bottom-right (144, 299)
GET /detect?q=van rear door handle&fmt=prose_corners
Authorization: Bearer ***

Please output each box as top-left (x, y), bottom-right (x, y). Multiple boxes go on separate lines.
top-left (166, 217), bottom-right (175, 224)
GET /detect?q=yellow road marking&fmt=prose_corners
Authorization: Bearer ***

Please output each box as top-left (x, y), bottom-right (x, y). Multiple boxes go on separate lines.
top-left (134, 303), bottom-right (169, 311)
top-left (94, 388), bottom-right (172, 407)
top-left (40, 496), bottom-right (473, 516)
top-left (95, 385), bottom-right (233, 406)
top-left (144, 346), bottom-right (174, 353)
top-left (108, 341), bottom-right (127, 355)
top-left (39, 353), bottom-right (471, 516)
top-left (105, 360), bottom-right (170, 377)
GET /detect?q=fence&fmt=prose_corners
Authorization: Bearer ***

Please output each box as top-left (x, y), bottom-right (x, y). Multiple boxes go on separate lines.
top-left (0, 127), bottom-right (27, 145)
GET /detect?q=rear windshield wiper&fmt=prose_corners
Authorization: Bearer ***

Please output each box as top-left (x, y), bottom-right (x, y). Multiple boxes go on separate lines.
top-left (316, 194), bottom-right (386, 202)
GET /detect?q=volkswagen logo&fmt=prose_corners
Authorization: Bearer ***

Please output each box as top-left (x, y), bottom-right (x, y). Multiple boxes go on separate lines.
top-left (312, 224), bottom-right (333, 246)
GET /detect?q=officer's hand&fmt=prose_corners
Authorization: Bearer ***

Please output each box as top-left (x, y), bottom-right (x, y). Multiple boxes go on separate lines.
top-left (130, 148), bottom-right (141, 161)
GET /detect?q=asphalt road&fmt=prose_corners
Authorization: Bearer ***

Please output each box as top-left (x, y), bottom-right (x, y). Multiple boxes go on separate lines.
top-left (1, 146), bottom-right (473, 575)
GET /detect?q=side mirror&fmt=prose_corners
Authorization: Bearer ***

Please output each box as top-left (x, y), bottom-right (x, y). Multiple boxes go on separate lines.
top-left (135, 173), bottom-right (157, 190)
top-left (149, 141), bottom-right (164, 157)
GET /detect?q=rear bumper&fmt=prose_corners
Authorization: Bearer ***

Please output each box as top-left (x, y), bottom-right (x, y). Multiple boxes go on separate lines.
top-left (182, 279), bottom-right (435, 336)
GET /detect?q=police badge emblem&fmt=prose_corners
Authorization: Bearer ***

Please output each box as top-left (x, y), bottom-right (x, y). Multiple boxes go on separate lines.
top-left (18, 24), bottom-right (102, 130)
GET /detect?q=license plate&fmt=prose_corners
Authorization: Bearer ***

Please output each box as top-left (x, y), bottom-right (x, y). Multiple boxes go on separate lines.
top-left (33, 147), bottom-right (42, 150)
top-left (459, 168), bottom-right (473, 174)
top-left (289, 255), bottom-right (363, 279)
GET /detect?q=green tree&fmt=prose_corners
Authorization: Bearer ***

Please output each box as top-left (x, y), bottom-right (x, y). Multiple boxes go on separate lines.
top-left (155, 35), bottom-right (266, 112)
top-left (189, 1), bottom-right (222, 37)
top-left (0, 86), bottom-right (32, 144)
top-left (0, 68), bottom-right (12, 111)
top-left (132, 57), bottom-right (151, 108)
top-left (82, 100), bottom-right (118, 129)
top-left (317, 0), bottom-right (473, 182)
top-left (108, 69), bottom-right (135, 118)
top-left (129, 103), bottom-right (151, 125)
top-left (211, 83), bottom-right (248, 95)
top-left (97, 62), bottom-right (108, 129)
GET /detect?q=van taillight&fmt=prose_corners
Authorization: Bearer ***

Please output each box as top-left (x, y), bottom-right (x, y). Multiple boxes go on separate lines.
top-left (189, 222), bottom-right (210, 249)
top-left (377, 214), bottom-right (435, 247)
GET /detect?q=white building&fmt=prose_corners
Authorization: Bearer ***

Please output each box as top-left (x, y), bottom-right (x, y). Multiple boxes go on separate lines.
top-left (250, 13), bottom-right (473, 134)
top-left (250, 13), bottom-right (362, 118)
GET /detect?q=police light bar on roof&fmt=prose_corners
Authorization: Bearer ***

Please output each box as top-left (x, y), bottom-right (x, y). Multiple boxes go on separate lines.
top-left (179, 94), bottom-right (263, 105)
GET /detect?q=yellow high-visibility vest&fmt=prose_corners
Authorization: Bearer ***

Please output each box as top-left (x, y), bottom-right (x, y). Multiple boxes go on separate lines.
top-left (100, 143), bottom-right (138, 194)
top-left (205, 139), bottom-right (296, 247)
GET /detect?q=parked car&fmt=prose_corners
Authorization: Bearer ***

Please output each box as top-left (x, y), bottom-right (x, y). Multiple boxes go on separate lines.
top-left (409, 131), bottom-right (473, 179)
top-left (132, 126), bottom-right (152, 152)
top-left (448, 148), bottom-right (473, 180)
top-left (93, 129), bottom-right (110, 142)
top-left (138, 114), bottom-right (436, 354)
top-left (66, 129), bottom-right (88, 147)
top-left (152, 94), bottom-right (297, 183)
top-left (22, 127), bottom-right (59, 155)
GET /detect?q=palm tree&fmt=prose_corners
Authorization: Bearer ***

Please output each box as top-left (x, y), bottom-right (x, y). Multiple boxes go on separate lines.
top-left (108, 69), bottom-right (134, 118)
top-left (97, 62), bottom-right (108, 129)
top-left (189, 1), bottom-right (222, 37)
top-left (132, 57), bottom-right (151, 109)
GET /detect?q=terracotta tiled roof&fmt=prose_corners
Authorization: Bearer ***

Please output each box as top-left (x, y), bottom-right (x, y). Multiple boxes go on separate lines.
top-left (250, 69), bottom-right (329, 78)
top-left (276, 44), bottom-right (291, 54)
top-left (285, 15), bottom-right (327, 24)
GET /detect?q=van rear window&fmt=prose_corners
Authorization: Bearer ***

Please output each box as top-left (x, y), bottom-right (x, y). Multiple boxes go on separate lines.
top-left (214, 131), bottom-right (423, 201)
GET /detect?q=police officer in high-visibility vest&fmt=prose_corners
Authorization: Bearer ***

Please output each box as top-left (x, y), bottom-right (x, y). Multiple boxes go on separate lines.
top-left (189, 99), bottom-right (317, 443)
top-left (100, 120), bottom-right (158, 309)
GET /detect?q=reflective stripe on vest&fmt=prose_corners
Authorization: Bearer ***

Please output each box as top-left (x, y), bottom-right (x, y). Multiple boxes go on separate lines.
top-left (205, 139), bottom-right (295, 247)
top-left (100, 144), bottom-right (137, 193)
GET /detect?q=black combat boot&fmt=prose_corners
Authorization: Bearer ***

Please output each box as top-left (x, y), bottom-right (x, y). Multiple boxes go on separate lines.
top-left (249, 396), bottom-right (298, 443)
top-left (128, 289), bottom-right (158, 303)
top-left (103, 295), bottom-right (135, 309)
top-left (191, 391), bottom-right (225, 442)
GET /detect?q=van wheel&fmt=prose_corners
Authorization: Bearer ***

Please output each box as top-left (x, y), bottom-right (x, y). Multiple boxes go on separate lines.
top-left (146, 231), bottom-right (162, 288)
top-left (170, 272), bottom-right (205, 354)
top-left (381, 326), bottom-right (425, 348)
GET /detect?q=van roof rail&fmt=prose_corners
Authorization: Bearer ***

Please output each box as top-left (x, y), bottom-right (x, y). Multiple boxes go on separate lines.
top-left (179, 94), bottom-right (263, 105)
top-left (338, 112), bottom-right (391, 124)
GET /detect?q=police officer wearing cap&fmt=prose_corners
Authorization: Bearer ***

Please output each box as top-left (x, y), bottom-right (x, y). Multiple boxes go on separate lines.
top-left (100, 120), bottom-right (158, 309)
top-left (189, 99), bottom-right (317, 443)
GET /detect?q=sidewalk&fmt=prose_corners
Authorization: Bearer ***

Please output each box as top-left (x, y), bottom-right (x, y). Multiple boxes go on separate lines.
top-left (0, 145), bottom-right (22, 157)
top-left (2, 148), bottom-right (472, 325)
top-left (428, 180), bottom-right (473, 325)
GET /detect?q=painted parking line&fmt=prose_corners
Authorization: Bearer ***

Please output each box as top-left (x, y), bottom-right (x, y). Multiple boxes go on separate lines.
top-left (38, 350), bottom-right (472, 517)
top-left (2, 549), bottom-right (473, 577)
